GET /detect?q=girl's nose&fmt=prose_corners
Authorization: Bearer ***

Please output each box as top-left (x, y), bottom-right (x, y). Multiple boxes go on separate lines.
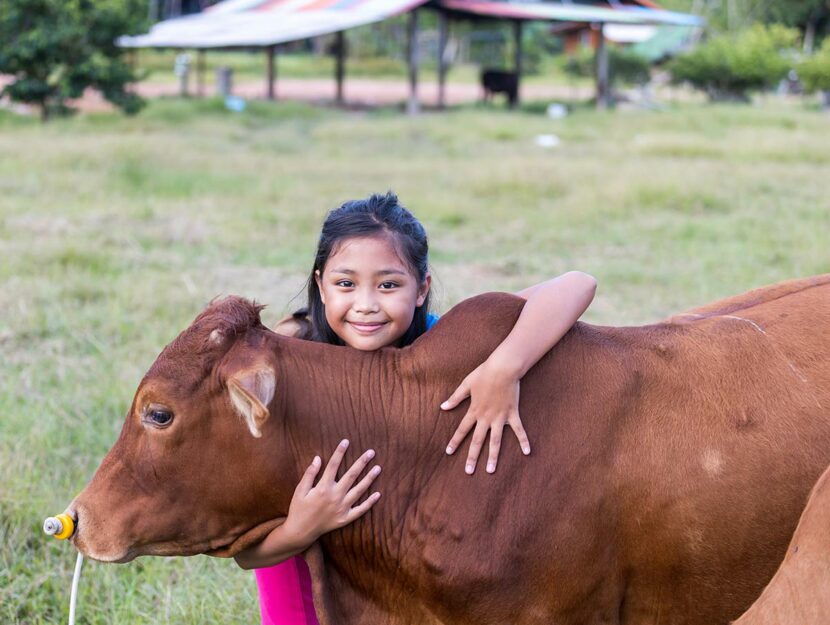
top-left (353, 289), bottom-right (380, 313)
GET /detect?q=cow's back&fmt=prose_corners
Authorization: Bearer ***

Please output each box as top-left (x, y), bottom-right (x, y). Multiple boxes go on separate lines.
top-left (401, 276), bottom-right (830, 625)
top-left (311, 276), bottom-right (830, 625)
top-left (604, 276), bottom-right (830, 623)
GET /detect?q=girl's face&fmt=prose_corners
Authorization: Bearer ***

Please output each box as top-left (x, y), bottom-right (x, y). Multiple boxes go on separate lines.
top-left (315, 235), bottom-right (430, 351)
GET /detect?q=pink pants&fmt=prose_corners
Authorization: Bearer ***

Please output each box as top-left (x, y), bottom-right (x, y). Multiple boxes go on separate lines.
top-left (254, 556), bottom-right (319, 625)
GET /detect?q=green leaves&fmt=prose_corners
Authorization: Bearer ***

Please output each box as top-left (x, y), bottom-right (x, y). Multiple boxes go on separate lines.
top-left (799, 38), bottom-right (830, 93)
top-left (669, 24), bottom-right (800, 101)
top-left (0, 0), bottom-right (147, 119)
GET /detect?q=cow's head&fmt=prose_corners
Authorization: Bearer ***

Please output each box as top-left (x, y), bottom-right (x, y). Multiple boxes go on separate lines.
top-left (66, 297), bottom-right (297, 562)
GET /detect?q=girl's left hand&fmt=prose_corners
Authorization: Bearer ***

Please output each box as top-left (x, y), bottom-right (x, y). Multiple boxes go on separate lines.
top-left (440, 358), bottom-right (531, 475)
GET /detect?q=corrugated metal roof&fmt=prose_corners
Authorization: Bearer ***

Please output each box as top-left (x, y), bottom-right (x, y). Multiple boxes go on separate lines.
top-left (119, 0), bottom-right (703, 49)
top-left (438, 1), bottom-right (703, 27)
top-left (119, 0), bottom-right (429, 48)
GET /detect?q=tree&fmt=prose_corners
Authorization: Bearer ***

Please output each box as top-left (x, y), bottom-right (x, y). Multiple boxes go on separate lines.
top-left (669, 23), bottom-right (799, 100)
top-left (659, 1), bottom-right (828, 45)
top-left (800, 37), bottom-right (830, 94)
top-left (0, 0), bottom-right (147, 120)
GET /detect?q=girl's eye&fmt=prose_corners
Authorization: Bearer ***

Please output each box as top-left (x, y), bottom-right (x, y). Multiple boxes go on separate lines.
top-left (145, 408), bottom-right (174, 427)
top-left (336, 280), bottom-right (354, 288)
top-left (379, 282), bottom-right (399, 289)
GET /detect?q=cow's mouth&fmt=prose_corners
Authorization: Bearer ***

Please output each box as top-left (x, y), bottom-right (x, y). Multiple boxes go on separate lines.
top-left (203, 517), bottom-right (286, 558)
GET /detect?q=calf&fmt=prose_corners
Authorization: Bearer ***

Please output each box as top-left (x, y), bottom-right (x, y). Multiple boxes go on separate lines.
top-left (65, 275), bottom-right (830, 625)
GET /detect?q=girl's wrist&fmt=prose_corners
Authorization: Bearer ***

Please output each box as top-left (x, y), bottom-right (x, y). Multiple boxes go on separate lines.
top-left (281, 518), bottom-right (315, 551)
top-left (485, 350), bottom-right (525, 380)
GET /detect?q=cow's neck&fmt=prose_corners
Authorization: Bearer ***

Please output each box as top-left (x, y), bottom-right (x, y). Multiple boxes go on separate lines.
top-left (264, 333), bottom-right (462, 568)
top-left (259, 295), bottom-right (529, 605)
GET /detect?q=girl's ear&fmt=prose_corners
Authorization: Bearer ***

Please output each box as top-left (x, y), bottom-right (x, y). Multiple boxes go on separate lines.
top-left (416, 273), bottom-right (431, 307)
top-left (315, 269), bottom-right (326, 305)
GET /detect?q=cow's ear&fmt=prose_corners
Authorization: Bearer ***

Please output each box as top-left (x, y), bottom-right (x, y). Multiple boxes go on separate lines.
top-left (228, 367), bottom-right (276, 438)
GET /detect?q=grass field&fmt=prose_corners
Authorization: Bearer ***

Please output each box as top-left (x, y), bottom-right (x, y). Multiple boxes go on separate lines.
top-left (1, 97), bottom-right (828, 624)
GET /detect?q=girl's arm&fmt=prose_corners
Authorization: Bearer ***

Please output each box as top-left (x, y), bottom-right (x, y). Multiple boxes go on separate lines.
top-left (441, 271), bottom-right (597, 474)
top-left (234, 440), bottom-right (381, 570)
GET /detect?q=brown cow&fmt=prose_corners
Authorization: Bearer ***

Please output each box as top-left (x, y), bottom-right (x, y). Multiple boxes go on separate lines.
top-left (733, 462), bottom-right (830, 625)
top-left (65, 275), bottom-right (830, 625)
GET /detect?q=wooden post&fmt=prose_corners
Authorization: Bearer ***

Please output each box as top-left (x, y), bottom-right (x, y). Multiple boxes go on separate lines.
top-left (512, 19), bottom-right (523, 108)
top-left (437, 11), bottom-right (449, 109)
top-left (406, 9), bottom-right (420, 115)
top-left (596, 23), bottom-right (610, 110)
top-left (266, 45), bottom-right (276, 100)
top-left (335, 31), bottom-right (346, 106)
top-left (196, 49), bottom-right (206, 98)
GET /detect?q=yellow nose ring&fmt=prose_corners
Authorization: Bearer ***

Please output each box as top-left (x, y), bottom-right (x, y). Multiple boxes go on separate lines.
top-left (43, 513), bottom-right (75, 540)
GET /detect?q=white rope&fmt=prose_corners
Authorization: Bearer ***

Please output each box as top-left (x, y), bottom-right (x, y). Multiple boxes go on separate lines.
top-left (68, 552), bottom-right (83, 625)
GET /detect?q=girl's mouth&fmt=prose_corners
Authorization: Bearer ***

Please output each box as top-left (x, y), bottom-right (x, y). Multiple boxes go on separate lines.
top-left (348, 321), bottom-right (387, 335)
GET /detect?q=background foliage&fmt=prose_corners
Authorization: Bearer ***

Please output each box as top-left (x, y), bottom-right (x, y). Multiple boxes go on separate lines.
top-left (0, 0), bottom-right (146, 119)
top-left (799, 37), bottom-right (830, 91)
top-left (669, 23), bottom-right (799, 100)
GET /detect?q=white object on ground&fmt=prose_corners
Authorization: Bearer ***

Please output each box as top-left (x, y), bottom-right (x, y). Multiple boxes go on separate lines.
top-left (546, 103), bottom-right (568, 119)
top-left (534, 134), bottom-right (561, 148)
top-left (225, 96), bottom-right (246, 112)
top-left (69, 553), bottom-right (83, 625)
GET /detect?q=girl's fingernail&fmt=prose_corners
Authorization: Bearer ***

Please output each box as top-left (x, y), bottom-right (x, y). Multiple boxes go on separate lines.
top-left (486, 462), bottom-right (496, 473)
top-left (367, 449), bottom-right (375, 459)
top-left (441, 401), bottom-right (450, 409)
top-left (372, 466), bottom-right (382, 474)
top-left (465, 463), bottom-right (474, 475)
top-left (523, 446), bottom-right (531, 455)
top-left (313, 456), bottom-right (321, 465)
top-left (373, 492), bottom-right (381, 499)
top-left (445, 445), bottom-right (454, 454)
top-left (340, 439), bottom-right (349, 448)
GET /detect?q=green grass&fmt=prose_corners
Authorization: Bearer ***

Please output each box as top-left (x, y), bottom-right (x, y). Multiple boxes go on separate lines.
top-left (2, 97), bottom-right (829, 623)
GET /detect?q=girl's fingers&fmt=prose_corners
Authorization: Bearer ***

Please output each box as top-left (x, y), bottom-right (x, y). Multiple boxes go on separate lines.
top-left (337, 449), bottom-right (376, 490)
top-left (344, 465), bottom-right (382, 506)
top-left (441, 379), bottom-right (471, 411)
top-left (446, 413), bottom-right (475, 455)
top-left (509, 413), bottom-right (532, 455)
top-left (321, 439), bottom-right (350, 483)
top-left (486, 423), bottom-right (505, 474)
top-left (465, 421), bottom-right (490, 475)
top-left (296, 456), bottom-right (322, 495)
top-left (345, 491), bottom-right (381, 524)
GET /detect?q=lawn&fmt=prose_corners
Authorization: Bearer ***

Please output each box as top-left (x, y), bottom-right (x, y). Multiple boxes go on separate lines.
top-left (1, 97), bottom-right (828, 624)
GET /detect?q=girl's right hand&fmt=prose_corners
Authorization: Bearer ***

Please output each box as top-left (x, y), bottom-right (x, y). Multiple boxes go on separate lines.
top-left (281, 439), bottom-right (382, 548)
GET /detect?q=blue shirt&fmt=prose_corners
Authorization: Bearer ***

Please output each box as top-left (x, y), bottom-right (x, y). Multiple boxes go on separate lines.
top-left (426, 312), bottom-right (440, 330)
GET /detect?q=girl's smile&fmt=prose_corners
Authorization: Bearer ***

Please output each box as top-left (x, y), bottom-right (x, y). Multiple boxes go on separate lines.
top-left (315, 234), bottom-right (430, 351)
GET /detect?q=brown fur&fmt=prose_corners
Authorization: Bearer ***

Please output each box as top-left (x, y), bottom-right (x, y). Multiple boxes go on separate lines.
top-left (732, 462), bottom-right (830, 625)
top-left (68, 275), bottom-right (830, 624)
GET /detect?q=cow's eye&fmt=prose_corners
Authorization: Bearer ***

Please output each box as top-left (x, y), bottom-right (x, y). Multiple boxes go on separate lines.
top-left (145, 408), bottom-right (174, 427)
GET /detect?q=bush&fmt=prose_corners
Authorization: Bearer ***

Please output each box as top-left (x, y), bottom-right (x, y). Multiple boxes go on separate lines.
top-left (669, 23), bottom-right (799, 101)
top-left (0, 0), bottom-right (146, 120)
top-left (563, 47), bottom-right (651, 86)
top-left (799, 38), bottom-right (830, 93)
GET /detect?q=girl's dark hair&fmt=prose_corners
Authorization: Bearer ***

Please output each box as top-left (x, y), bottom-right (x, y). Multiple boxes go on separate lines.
top-left (303, 192), bottom-right (431, 347)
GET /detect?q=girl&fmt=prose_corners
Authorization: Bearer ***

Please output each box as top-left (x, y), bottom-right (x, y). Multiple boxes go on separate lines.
top-left (234, 192), bottom-right (597, 625)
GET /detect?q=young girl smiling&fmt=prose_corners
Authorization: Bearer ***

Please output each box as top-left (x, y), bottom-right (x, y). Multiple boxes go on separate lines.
top-left (235, 192), bottom-right (597, 625)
